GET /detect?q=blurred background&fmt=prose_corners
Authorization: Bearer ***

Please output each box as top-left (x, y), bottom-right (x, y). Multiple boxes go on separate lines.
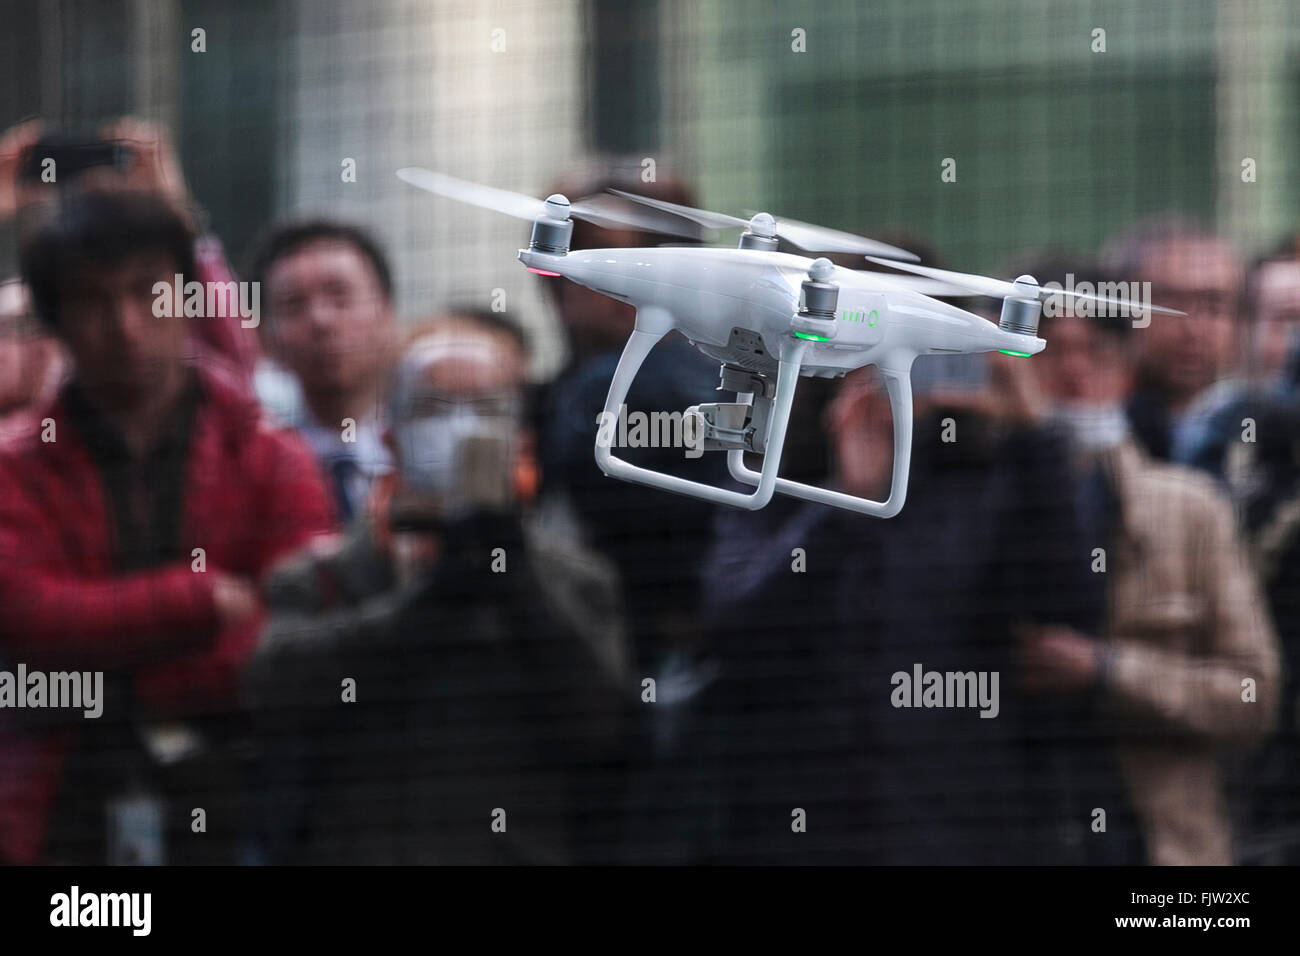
top-left (2, 0), bottom-right (1296, 375)
top-left (3, 0), bottom-right (1300, 868)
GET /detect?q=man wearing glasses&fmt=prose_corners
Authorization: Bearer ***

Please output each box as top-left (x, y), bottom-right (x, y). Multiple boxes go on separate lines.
top-left (1099, 215), bottom-right (1245, 463)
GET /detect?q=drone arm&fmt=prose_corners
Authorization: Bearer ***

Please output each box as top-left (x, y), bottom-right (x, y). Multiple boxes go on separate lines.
top-left (727, 354), bottom-right (915, 518)
top-left (595, 307), bottom-right (806, 511)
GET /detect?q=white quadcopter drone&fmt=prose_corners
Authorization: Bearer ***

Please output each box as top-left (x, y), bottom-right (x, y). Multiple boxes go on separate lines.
top-left (397, 167), bottom-right (1176, 518)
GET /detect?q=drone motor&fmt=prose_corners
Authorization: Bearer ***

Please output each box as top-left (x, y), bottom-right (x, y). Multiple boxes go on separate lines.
top-left (793, 258), bottom-right (839, 341)
top-left (528, 194), bottom-right (574, 255)
top-left (998, 274), bottom-right (1043, 337)
top-left (737, 212), bottom-right (779, 251)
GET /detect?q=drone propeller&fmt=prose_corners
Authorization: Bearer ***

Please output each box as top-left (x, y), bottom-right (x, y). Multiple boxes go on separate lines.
top-left (863, 257), bottom-right (1185, 316)
top-left (609, 189), bottom-right (919, 261)
top-left (395, 167), bottom-right (703, 238)
top-left (607, 190), bottom-right (742, 232)
top-left (861, 272), bottom-right (981, 298)
top-left (397, 168), bottom-right (550, 219)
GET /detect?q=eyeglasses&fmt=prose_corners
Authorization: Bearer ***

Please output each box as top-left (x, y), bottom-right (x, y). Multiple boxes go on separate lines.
top-left (404, 390), bottom-right (521, 421)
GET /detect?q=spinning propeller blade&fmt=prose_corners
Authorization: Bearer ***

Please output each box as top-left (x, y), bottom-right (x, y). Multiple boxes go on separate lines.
top-left (609, 190), bottom-right (919, 260)
top-left (864, 257), bottom-right (1185, 316)
top-left (745, 213), bottom-right (918, 261)
top-left (396, 167), bottom-right (702, 238)
top-left (397, 168), bottom-right (547, 220)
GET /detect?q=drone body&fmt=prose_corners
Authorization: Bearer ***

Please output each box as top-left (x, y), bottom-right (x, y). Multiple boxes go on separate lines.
top-left (517, 242), bottom-right (1042, 517)
top-left (518, 244), bottom-right (1044, 378)
top-left (397, 167), bottom-right (1172, 518)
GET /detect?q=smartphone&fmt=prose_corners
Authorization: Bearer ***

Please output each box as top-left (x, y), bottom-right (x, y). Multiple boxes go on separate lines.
top-left (19, 133), bottom-right (134, 185)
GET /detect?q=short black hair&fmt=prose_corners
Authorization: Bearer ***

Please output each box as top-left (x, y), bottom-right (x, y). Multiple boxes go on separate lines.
top-left (19, 188), bottom-right (197, 332)
top-left (1098, 213), bottom-right (1226, 280)
top-left (1243, 234), bottom-right (1300, 321)
top-left (548, 158), bottom-right (703, 253)
top-left (246, 219), bottom-right (394, 315)
top-left (999, 249), bottom-right (1131, 343)
top-left (437, 305), bottom-right (531, 357)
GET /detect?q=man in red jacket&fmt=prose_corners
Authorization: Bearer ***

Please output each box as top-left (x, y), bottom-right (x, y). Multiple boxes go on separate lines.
top-left (0, 188), bottom-right (333, 864)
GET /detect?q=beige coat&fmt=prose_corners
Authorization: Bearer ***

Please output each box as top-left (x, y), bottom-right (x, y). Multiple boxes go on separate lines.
top-left (1101, 440), bottom-right (1280, 865)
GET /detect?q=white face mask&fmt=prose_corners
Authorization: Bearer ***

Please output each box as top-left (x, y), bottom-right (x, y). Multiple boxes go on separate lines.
top-left (394, 406), bottom-right (517, 515)
top-left (1053, 402), bottom-right (1129, 452)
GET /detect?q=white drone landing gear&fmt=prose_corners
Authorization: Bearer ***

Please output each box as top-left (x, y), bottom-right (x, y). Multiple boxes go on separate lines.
top-left (725, 357), bottom-right (915, 518)
top-left (595, 306), bottom-right (916, 516)
top-left (595, 307), bottom-right (803, 510)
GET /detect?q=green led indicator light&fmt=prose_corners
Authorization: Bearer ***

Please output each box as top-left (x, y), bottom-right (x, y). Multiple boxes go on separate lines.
top-left (998, 349), bottom-right (1032, 357)
top-left (867, 309), bottom-right (879, 327)
top-left (795, 332), bottom-right (831, 342)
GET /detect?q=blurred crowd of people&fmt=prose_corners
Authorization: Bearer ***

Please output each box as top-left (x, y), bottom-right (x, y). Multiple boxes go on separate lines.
top-left (0, 118), bottom-right (1297, 865)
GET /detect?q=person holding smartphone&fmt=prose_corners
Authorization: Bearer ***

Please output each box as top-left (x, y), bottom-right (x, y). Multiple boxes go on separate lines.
top-left (0, 117), bottom-right (259, 393)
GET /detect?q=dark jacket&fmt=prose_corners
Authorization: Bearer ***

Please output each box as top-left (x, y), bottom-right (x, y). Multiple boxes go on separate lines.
top-left (538, 333), bottom-right (728, 670)
top-left (246, 511), bottom-right (631, 864)
top-left (695, 415), bottom-right (1144, 864)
